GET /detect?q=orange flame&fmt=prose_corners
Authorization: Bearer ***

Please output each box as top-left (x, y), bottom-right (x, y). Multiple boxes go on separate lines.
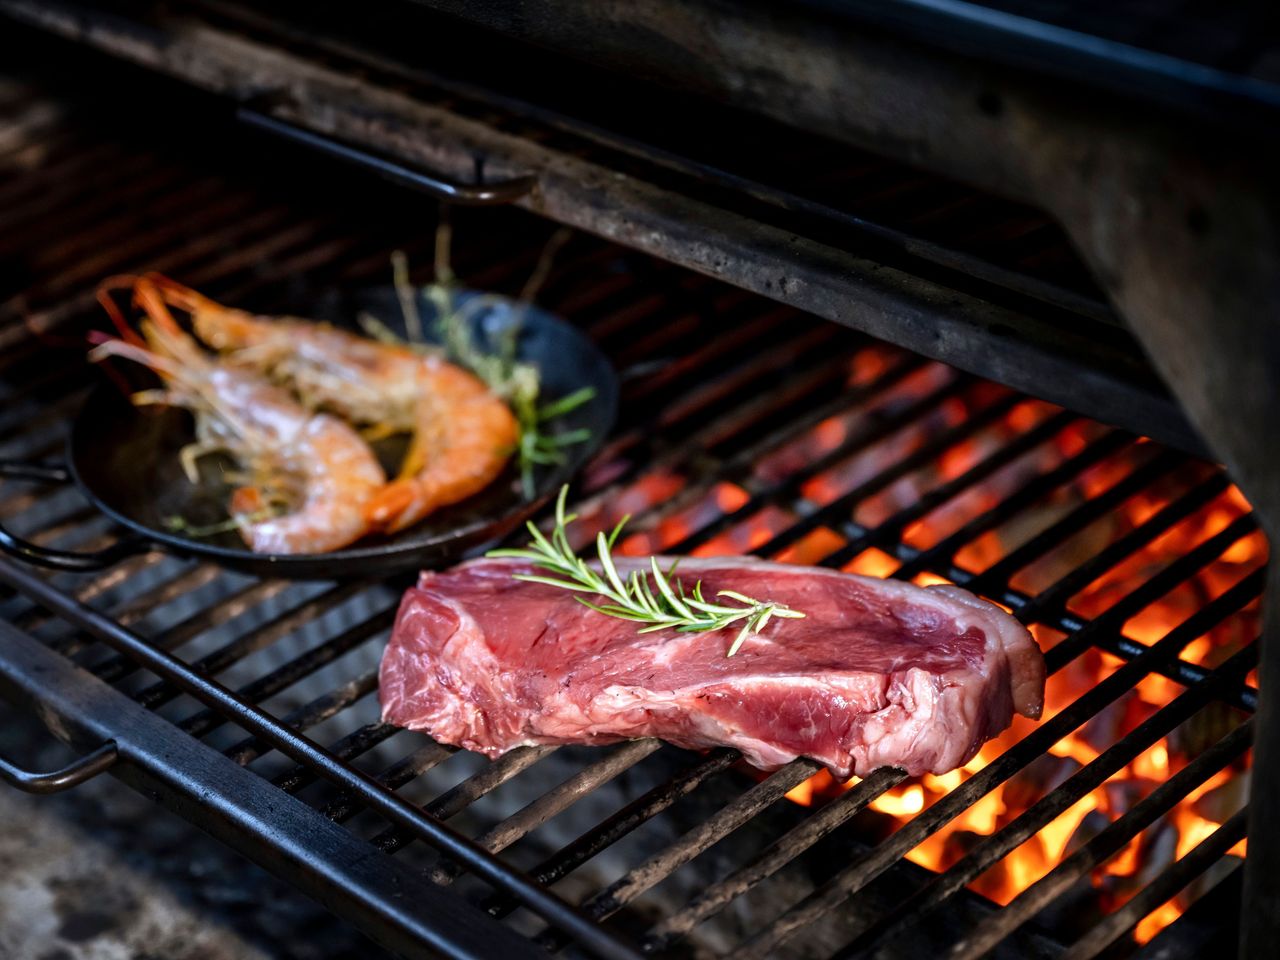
top-left (752, 354), bottom-right (1264, 945)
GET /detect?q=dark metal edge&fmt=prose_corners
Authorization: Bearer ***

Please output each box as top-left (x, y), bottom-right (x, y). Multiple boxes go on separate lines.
top-left (0, 617), bottom-right (550, 960)
top-left (0, 0), bottom-right (1208, 458)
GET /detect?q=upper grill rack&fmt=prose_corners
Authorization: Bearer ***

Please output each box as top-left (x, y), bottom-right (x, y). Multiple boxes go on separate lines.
top-left (0, 55), bottom-right (1263, 960)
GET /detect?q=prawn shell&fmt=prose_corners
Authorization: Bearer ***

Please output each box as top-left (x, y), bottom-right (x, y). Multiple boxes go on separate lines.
top-left (62, 286), bottom-right (616, 579)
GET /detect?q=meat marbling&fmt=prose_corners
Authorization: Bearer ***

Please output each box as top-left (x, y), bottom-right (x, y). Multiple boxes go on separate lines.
top-left (379, 556), bottom-right (1045, 778)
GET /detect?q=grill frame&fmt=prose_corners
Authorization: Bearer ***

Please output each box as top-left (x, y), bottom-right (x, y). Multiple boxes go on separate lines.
top-left (0, 17), bottom-right (1267, 960)
top-left (0, 0), bottom-right (1212, 458)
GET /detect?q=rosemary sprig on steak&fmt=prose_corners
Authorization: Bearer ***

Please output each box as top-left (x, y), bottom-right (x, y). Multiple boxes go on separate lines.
top-left (487, 486), bottom-right (804, 656)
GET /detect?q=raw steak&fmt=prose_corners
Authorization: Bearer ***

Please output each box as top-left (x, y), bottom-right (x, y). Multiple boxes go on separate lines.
top-left (379, 556), bottom-right (1044, 777)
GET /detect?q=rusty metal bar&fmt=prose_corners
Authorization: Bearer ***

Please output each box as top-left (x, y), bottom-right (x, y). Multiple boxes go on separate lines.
top-left (836, 608), bottom-right (1260, 959)
top-left (949, 720), bottom-right (1252, 958)
top-left (646, 765), bottom-right (907, 951)
top-left (225, 671), bottom-right (380, 767)
top-left (575, 758), bottom-right (822, 923)
top-left (132, 582), bottom-right (362, 710)
top-left (732, 516), bottom-right (1257, 958)
top-left (177, 605), bottom-right (396, 739)
top-left (432, 739), bottom-right (665, 883)
top-left (1062, 809), bottom-right (1248, 960)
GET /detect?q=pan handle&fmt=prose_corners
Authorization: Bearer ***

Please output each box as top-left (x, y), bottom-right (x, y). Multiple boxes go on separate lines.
top-left (0, 528), bottom-right (149, 572)
top-left (238, 101), bottom-right (536, 206)
top-left (0, 741), bottom-right (118, 794)
top-left (0, 459), bottom-right (150, 571)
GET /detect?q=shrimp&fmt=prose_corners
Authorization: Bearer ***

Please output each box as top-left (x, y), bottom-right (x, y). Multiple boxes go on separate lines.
top-left (140, 274), bottom-right (519, 534)
top-left (92, 276), bottom-right (386, 554)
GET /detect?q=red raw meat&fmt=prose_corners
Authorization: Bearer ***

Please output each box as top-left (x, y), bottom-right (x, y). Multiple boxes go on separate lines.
top-left (379, 557), bottom-right (1044, 777)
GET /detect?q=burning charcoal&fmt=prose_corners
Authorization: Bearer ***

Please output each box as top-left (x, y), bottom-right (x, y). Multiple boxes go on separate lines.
top-left (1180, 853), bottom-right (1245, 909)
top-left (1168, 703), bottom-right (1246, 761)
top-left (941, 830), bottom-right (1012, 900)
top-left (855, 807), bottom-right (908, 844)
top-left (1079, 694), bottom-right (1133, 754)
top-left (1132, 816), bottom-right (1179, 889)
top-left (1065, 810), bottom-right (1113, 856)
top-left (1095, 817), bottom-right (1177, 911)
top-left (1193, 771), bottom-right (1250, 823)
top-left (1028, 874), bottom-right (1107, 944)
top-left (942, 829), bottom-right (996, 871)
top-left (1003, 754), bottom-right (1082, 811)
top-left (1103, 777), bottom-right (1158, 817)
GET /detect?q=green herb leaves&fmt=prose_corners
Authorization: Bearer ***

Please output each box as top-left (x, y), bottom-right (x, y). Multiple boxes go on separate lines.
top-left (390, 236), bottom-right (595, 500)
top-left (432, 295), bottom-right (596, 499)
top-left (487, 487), bottom-right (805, 656)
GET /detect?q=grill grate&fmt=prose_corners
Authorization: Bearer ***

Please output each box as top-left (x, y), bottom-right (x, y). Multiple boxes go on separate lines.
top-left (0, 52), bottom-right (1264, 960)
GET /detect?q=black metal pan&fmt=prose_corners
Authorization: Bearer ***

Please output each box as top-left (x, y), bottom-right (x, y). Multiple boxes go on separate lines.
top-left (0, 287), bottom-right (617, 579)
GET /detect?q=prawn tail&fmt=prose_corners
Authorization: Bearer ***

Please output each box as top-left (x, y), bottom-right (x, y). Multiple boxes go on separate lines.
top-left (365, 478), bottom-right (427, 533)
top-left (228, 486), bottom-right (270, 549)
top-left (229, 486), bottom-right (265, 516)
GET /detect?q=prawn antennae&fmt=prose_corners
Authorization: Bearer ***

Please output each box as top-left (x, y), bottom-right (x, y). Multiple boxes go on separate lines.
top-left (96, 275), bottom-right (148, 348)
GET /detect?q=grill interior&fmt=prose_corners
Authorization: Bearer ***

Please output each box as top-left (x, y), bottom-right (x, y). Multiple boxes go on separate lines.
top-left (0, 37), bottom-right (1265, 960)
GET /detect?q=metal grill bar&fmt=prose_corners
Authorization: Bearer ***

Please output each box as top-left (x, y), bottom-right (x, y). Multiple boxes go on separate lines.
top-left (876, 474), bottom-right (1257, 710)
top-left (0, 559), bottom-right (644, 960)
top-left (891, 431), bottom-right (1151, 581)
top-left (1020, 477), bottom-right (1234, 627)
top-left (132, 582), bottom-right (363, 710)
top-left (226, 671), bottom-right (379, 766)
top-left (43, 551), bottom-right (169, 619)
top-left (731, 518), bottom-right (1258, 957)
top-left (90, 562), bottom-right (221, 628)
top-left (959, 449), bottom-right (1182, 589)
top-left (320, 740), bottom-right (457, 820)
top-left (835, 614), bottom-right (1259, 958)
top-left (482, 748), bottom-right (743, 921)
top-left (176, 606), bottom-right (396, 739)
top-left (949, 720), bottom-right (1252, 958)
top-left (374, 745), bottom-right (559, 851)
top-left (645, 766), bottom-right (907, 950)
top-left (92, 578), bottom-right (293, 683)
top-left (271, 723), bottom-right (406, 794)
top-left (1060, 810), bottom-right (1248, 960)
top-left (816, 409), bottom-right (1086, 567)
top-left (666, 371), bottom-right (970, 553)
top-left (752, 391), bottom-right (1024, 557)
top-left (470, 739), bottom-right (663, 856)
top-left (577, 759), bottom-right (823, 922)
top-left (429, 739), bottom-right (667, 884)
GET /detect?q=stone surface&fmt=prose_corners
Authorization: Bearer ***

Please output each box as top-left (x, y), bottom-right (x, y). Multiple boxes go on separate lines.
top-left (0, 709), bottom-right (395, 960)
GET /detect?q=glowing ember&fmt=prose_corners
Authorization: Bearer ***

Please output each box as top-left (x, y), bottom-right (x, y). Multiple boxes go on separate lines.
top-left (773, 401), bottom-right (1262, 945)
top-left (642, 344), bottom-right (1263, 946)
top-left (606, 342), bottom-right (1258, 946)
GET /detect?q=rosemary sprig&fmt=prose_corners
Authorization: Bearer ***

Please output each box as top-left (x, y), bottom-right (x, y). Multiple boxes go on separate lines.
top-left (487, 487), bottom-right (805, 656)
top-left (390, 235), bottom-right (595, 499)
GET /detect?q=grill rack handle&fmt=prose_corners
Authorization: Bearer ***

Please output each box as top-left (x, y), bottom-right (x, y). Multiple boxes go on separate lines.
top-left (0, 460), bottom-right (148, 571)
top-left (238, 96), bottom-right (536, 206)
top-left (0, 741), bottom-right (118, 795)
